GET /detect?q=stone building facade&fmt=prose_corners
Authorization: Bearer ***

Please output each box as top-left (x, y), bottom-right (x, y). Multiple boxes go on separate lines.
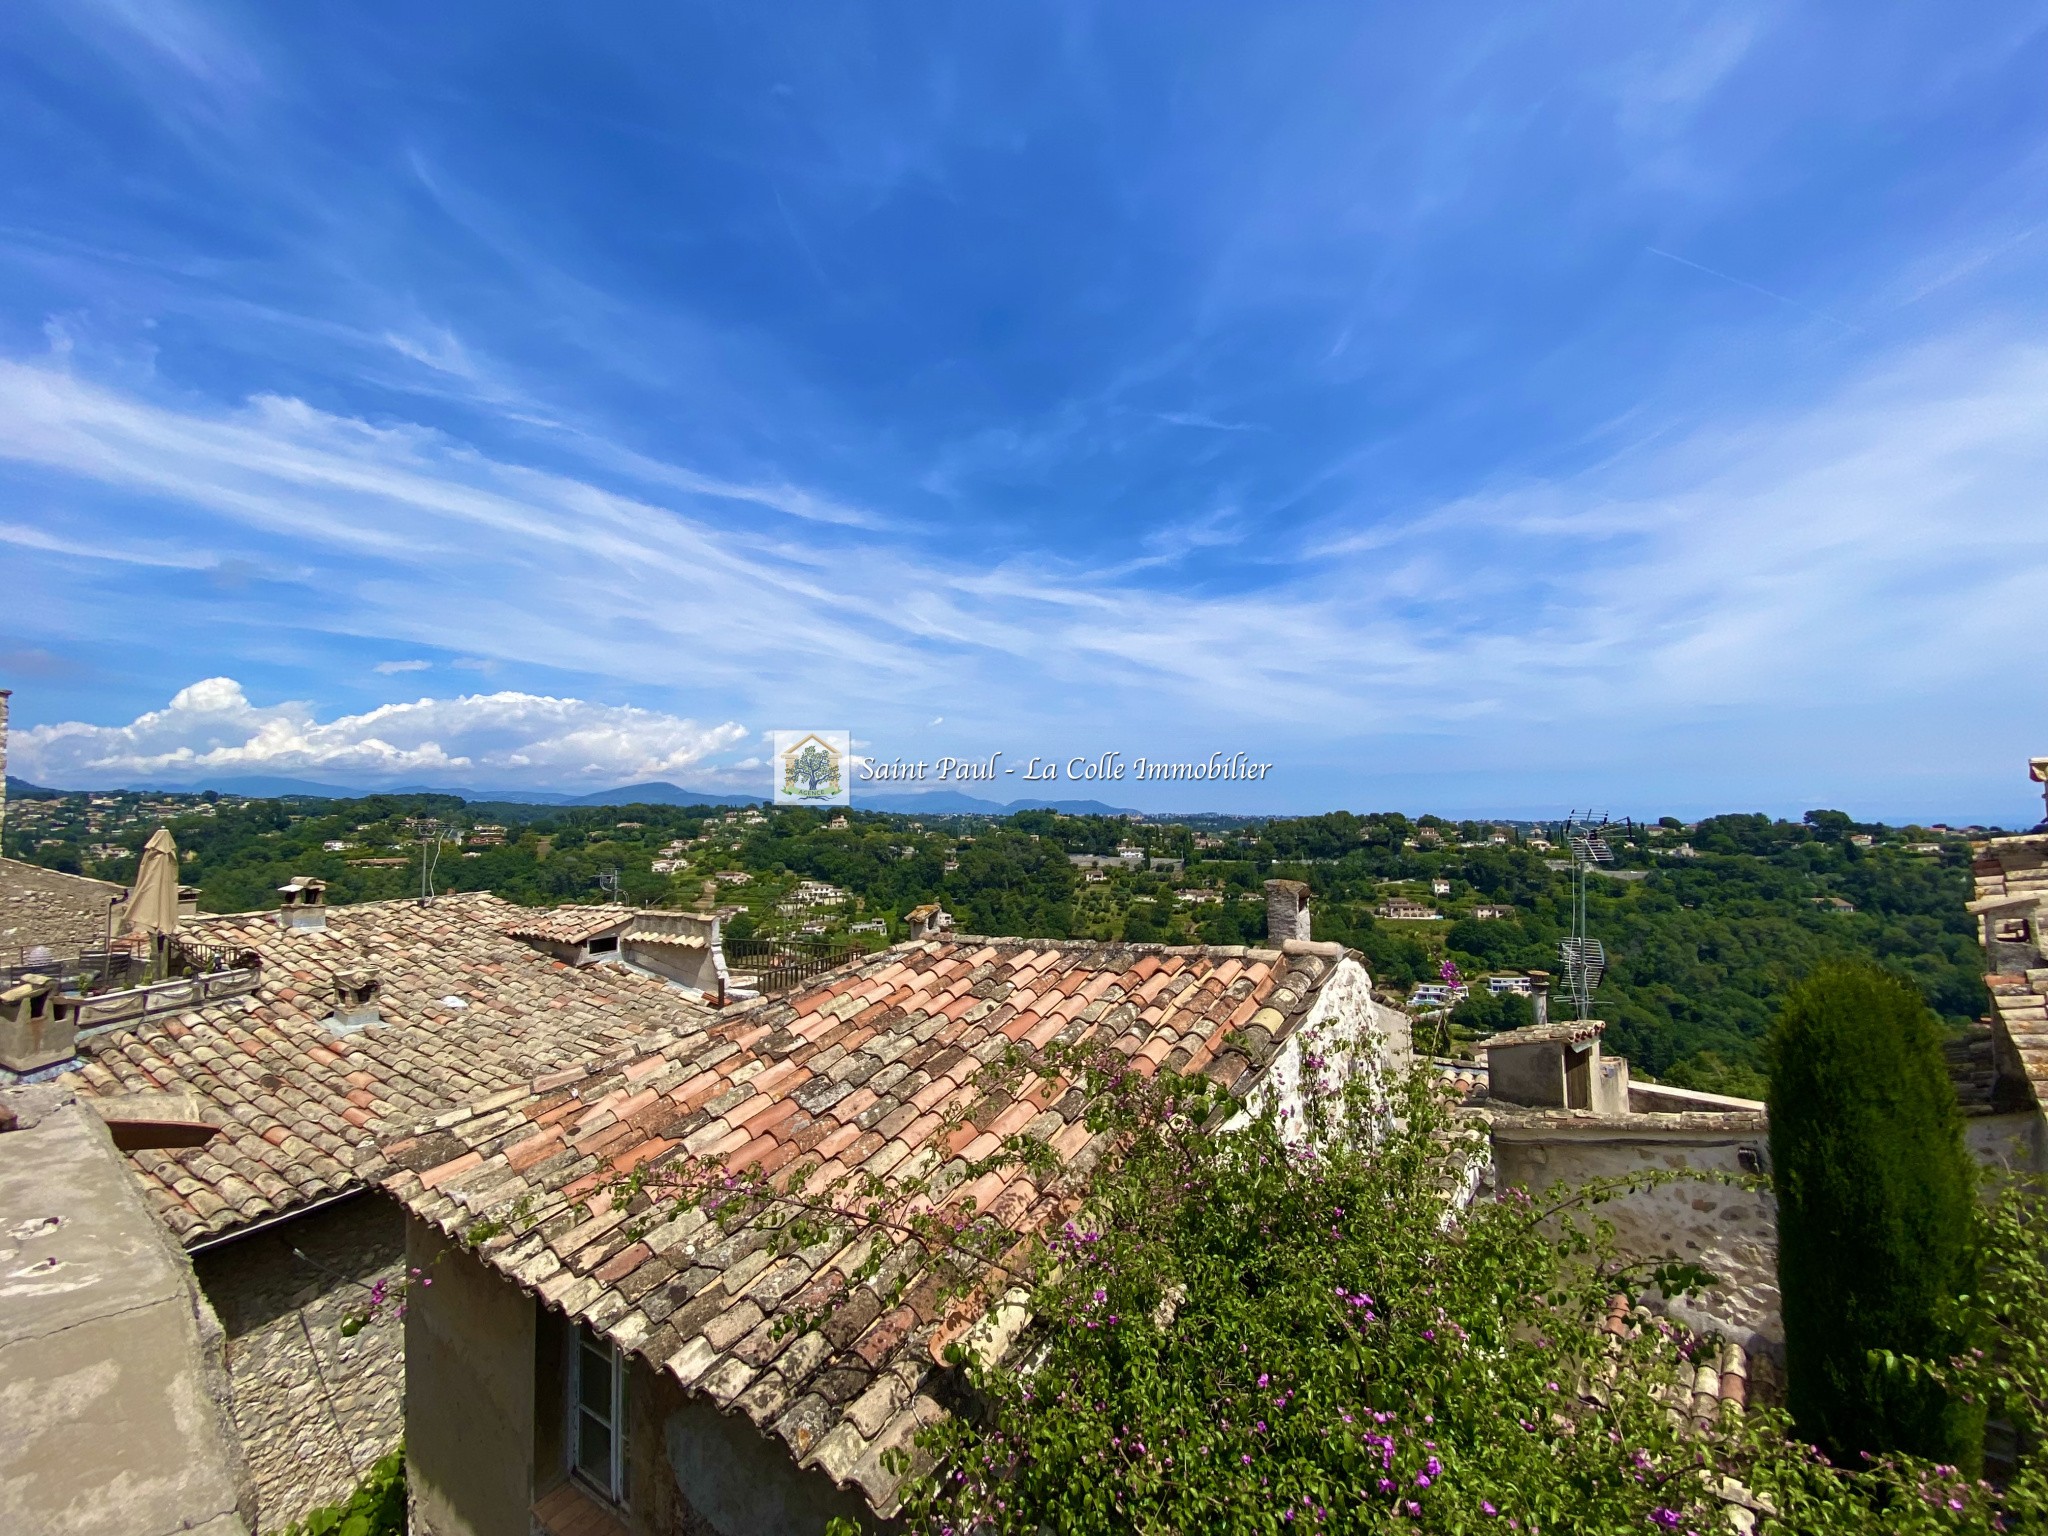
top-left (1489, 1107), bottom-right (1779, 1353)
top-left (192, 1196), bottom-right (409, 1524)
top-left (54, 892), bottom-right (717, 1530)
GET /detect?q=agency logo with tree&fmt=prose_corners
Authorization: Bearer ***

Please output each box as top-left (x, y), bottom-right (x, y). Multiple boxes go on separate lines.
top-left (773, 730), bottom-right (851, 805)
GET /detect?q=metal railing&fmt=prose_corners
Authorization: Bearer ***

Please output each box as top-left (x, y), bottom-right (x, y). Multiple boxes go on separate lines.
top-left (3, 946), bottom-right (144, 995)
top-left (723, 937), bottom-right (863, 997)
top-left (4, 934), bottom-right (259, 996)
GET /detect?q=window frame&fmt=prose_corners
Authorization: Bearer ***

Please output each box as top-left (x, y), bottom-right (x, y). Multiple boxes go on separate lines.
top-left (567, 1323), bottom-right (627, 1505)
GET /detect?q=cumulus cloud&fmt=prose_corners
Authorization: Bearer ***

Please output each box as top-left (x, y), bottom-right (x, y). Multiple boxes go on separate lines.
top-left (15, 678), bottom-right (747, 789)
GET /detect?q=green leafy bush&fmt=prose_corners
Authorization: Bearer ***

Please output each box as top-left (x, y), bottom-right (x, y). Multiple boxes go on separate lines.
top-left (1768, 962), bottom-right (1979, 1464)
top-left (279, 1446), bottom-right (405, 1536)
top-left (860, 1061), bottom-right (2009, 1533)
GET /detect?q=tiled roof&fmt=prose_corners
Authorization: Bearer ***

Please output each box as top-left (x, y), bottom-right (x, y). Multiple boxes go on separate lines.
top-left (1987, 972), bottom-right (2048, 1108)
top-left (66, 893), bottom-right (711, 1246)
top-left (1430, 1057), bottom-right (1489, 1099)
top-left (1973, 835), bottom-right (2048, 909)
top-left (1590, 1294), bottom-right (1774, 1420)
top-left (1479, 1019), bottom-right (1605, 1049)
top-left (373, 936), bottom-right (1364, 1516)
top-left (498, 904), bottom-right (639, 945)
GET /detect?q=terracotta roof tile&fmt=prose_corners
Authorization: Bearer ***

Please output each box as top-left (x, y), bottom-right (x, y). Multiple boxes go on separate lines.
top-left (64, 892), bottom-right (712, 1244)
top-left (376, 935), bottom-right (1383, 1517)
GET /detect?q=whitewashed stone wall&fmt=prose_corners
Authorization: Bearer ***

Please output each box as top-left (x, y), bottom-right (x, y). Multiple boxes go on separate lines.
top-left (193, 1194), bottom-right (407, 1532)
top-left (1491, 1116), bottom-right (1780, 1353)
top-left (1241, 952), bottom-right (1413, 1135)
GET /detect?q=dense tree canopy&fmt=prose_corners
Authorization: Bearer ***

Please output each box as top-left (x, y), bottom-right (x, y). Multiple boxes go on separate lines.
top-left (4, 787), bottom-right (1988, 1093)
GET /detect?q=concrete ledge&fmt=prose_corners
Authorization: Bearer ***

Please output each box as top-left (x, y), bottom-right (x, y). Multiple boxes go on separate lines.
top-left (0, 1088), bottom-right (254, 1536)
top-left (1484, 1107), bottom-right (1768, 1141)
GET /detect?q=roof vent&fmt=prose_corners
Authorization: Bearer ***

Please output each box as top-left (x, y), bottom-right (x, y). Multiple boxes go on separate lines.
top-left (327, 968), bottom-right (381, 1035)
top-left (277, 876), bottom-right (328, 931)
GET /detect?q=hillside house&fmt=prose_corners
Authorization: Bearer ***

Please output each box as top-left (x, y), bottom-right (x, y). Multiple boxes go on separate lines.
top-left (1376, 898), bottom-right (1441, 921)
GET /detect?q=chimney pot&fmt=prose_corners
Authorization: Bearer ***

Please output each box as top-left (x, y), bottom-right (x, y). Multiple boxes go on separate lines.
top-left (0, 973), bottom-right (76, 1076)
top-left (276, 876), bottom-right (328, 931)
top-left (327, 968), bottom-right (380, 1034)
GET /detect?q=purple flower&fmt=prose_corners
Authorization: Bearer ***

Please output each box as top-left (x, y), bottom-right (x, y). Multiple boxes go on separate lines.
top-left (1651, 1511), bottom-right (1682, 1530)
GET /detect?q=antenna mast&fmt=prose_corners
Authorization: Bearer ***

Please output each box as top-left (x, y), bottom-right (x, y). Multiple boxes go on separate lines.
top-left (1560, 810), bottom-right (1611, 1020)
top-left (412, 815), bottom-right (445, 904)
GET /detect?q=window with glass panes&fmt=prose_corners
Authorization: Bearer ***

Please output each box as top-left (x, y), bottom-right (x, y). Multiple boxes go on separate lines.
top-left (572, 1325), bottom-right (626, 1502)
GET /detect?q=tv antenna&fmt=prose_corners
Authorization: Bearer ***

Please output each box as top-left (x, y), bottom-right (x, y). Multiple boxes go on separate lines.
top-left (411, 816), bottom-right (446, 904)
top-left (1559, 810), bottom-right (1612, 1020)
top-left (597, 866), bottom-right (622, 901)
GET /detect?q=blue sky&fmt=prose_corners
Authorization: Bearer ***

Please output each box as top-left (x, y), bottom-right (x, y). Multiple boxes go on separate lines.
top-left (3, 3), bottom-right (2047, 822)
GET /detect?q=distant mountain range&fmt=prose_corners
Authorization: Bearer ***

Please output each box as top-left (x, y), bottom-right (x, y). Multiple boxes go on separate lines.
top-left (7, 773), bottom-right (1143, 817)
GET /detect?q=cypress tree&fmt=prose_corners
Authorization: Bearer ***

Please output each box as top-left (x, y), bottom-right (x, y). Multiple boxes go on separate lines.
top-left (1768, 961), bottom-right (1979, 1464)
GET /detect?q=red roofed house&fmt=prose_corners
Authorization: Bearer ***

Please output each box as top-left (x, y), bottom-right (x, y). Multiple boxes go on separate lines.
top-left (373, 926), bottom-right (1411, 1536)
top-left (50, 888), bottom-right (715, 1528)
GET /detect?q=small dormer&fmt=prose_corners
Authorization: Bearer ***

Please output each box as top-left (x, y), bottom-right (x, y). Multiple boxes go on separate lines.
top-left (277, 876), bottom-right (328, 932)
top-left (1480, 1019), bottom-right (1628, 1114)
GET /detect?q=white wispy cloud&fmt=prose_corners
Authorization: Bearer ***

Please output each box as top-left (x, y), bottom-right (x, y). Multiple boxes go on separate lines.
top-left (2, 331), bottom-right (2046, 779)
top-left (372, 659), bottom-right (432, 674)
top-left (14, 677), bottom-right (747, 788)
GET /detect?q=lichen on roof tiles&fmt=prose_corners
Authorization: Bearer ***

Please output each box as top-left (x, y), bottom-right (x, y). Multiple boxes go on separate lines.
top-left (374, 934), bottom-right (1362, 1516)
top-left (64, 891), bottom-right (712, 1244)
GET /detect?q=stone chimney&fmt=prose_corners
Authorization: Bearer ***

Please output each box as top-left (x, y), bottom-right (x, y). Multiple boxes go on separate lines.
top-left (327, 969), bottom-right (381, 1034)
top-left (905, 903), bottom-right (953, 940)
top-left (276, 876), bottom-right (328, 931)
top-left (0, 973), bottom-right (72, 1077)
top-left (1526, 969), bottom-right (1551, 1026)
top-left (1264, 879), bottom-right (1312, 944)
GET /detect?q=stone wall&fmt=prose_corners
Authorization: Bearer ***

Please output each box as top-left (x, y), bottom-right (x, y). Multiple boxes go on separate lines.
top-left (194, 1194), bottom-right (407, 1532)
top-left (1238, 951), bottom-right (1413, 1139)
top-left (0, 854), bottom-right (125, 952)
top-left (532, 1306), bottom-right (870, 1536)
top-left (1490, 1112), bottom-right (1780, 1353)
